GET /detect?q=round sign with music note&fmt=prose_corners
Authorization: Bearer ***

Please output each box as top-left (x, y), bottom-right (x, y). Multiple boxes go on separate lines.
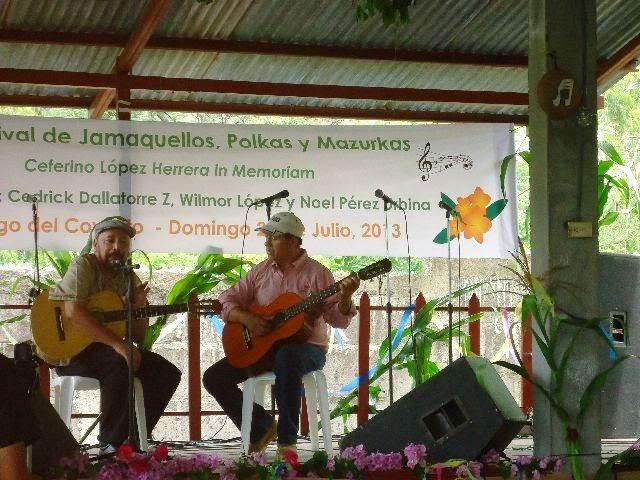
top-left (537, 69), bottom-right (582, 120)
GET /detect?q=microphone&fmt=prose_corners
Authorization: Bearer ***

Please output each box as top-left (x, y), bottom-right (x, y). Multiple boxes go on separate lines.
top-left (374, 189), bottom-right (403, 210)
top-left (438, 201), bottom-right (459, 216)
top-left (251, 190), bottom-right (289, 206)
top-left (438, 201), bottom-right (453, 211)
top-left (110, 259), bottom-right (140, 270)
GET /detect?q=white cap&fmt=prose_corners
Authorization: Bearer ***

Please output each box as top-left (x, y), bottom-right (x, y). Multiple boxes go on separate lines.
top-left (256, 212), bottom-right (305, 238)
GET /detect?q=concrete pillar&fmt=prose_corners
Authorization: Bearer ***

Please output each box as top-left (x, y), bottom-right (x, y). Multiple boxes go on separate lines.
top-left (528, 0), bottom-right (602, 472)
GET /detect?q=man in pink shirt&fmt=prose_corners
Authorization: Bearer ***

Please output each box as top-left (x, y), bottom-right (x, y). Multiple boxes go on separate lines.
top-left (203, 212), bottom-right (359, 455)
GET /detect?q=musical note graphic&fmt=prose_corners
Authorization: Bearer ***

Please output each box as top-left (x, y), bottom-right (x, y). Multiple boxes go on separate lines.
top-left (552, 78), bottom-right (574, 107)
top-left (417, 143), bottom-right (433, 181)
top-left (416, 142), bottom-right (473, 181)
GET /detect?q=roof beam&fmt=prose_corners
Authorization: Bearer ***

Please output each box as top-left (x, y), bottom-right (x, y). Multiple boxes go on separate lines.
top-left (132, 99), bottom-right (529, 125)
top-left (0, 28), bottom-right (528, 68)
top-left (89, 0), bottom-right (172, 119)
top-left (597, 32), bottom-right (640, 85)
top-left (135, 75), bottom-right (530, 105)
top-left (0, 94), bottom-right (528, 125)
top-left (0, 68), bottom-right (528, 105)
top-left (0, 68), bottom-right (117, 88)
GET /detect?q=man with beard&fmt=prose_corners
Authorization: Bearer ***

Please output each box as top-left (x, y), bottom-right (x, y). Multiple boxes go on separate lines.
top-left (49, 216), bottom-right (181, 453)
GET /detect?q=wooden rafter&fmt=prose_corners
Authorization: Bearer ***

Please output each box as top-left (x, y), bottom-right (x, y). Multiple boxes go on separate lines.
top-left (597, 32), bottom-right (640, 85)
top-left (0, 68), bottom-right (528, 105)
top-left (0, 94), bottom-right (528, 125)
top-left (0, 28), bottom-right (528, 68)
top-left (88, 0), bottom-right (172, 119)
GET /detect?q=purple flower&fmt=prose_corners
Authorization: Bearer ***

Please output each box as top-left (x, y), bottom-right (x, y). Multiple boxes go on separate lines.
top-left (341, 444), bottom-right (369, 470)
top-left (327, 457), bottom-right (336, 472)
top-left (455, 465), bottom-right (470, 478)
top-left (517, 455), bottom-right (533, 465)
top-left (455, 462), bottom-right (482, 480)
top-left (249, 451), bottom-right (268, 466)
top-left (468, 461), bottom-right (482, 477)
top-left (403, 443), bottom-right (427, 469)
top-left (367, 452), bottom-right (403, 471)
top-left (532, 469), bottom-right (541, 480)
top-left (553, 456), bottom-right (565, 472)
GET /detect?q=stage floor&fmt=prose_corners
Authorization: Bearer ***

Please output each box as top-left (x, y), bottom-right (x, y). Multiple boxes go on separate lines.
top-left (83, 435), bottom-right (639, 462)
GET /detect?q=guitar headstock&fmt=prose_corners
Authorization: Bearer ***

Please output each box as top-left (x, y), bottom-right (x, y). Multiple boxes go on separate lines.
top-left (189, 298), bottom-right (223, 316)
top-left (357, 258), bottom-right (392, 281)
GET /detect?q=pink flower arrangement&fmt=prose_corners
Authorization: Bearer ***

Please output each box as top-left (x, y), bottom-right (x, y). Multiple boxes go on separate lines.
top-left (52, 442), bottom-right (573, 480)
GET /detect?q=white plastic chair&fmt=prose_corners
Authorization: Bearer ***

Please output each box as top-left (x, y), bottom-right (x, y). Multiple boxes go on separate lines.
top-left (241, 370), bottom-right (332, 455)
top-left (50, 373), bottom-right (148, 451)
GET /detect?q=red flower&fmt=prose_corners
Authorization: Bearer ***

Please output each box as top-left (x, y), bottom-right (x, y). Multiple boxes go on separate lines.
top-left (566, 427), bottom-right (579, 442)
top-left (116, 443), bottom-right (135, 463)
top-left (153, 443), bottom-right (169, 461)
top-left (283, 450), bottom-right (300, 469)
top-left (130, 458), bottom-right (151, 474)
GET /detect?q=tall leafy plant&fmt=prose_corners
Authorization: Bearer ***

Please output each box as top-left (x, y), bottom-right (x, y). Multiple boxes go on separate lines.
top-left (496, 242), bottom-right (635, 480)
top-left (330, 283), bottom-right (482, 427)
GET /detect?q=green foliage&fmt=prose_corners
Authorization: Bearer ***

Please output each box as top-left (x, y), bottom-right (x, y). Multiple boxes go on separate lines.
top-left (321, 255), bottom-right (422, 275)
top-left (501, 141), bottom-right (633, 249)
top-left (298, 450), bottom-right (359, 479)
top-left (140, 253), bottom-right (251, 351)
top-left (0, 250), bottom-right (78, 328)
top-left (355, 0), bottom-right (418, 26)
top-left (329, 282), bottom-right (483, 424)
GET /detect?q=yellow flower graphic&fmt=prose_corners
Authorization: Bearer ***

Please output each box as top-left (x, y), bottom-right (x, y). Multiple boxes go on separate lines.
top-left (466, 186), bottom-right (491, 208)
top-left (460, 205), bottom-right (492, 243)
top-left (440, 186), bottom-right (496, 244)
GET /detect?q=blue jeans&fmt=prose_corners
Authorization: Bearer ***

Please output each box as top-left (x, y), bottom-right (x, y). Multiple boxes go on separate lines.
top-left (203, 343), bottom-right (326, 445)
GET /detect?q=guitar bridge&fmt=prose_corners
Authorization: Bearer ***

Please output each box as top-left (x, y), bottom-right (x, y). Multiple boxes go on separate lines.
top-left (54, 306), bottom-right (66, 341)
top-left (242, 326), bottom-right (253, 350)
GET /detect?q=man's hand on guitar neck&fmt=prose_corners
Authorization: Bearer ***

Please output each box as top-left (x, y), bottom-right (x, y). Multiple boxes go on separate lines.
top-left (338, 272), bottom-right (360, 314)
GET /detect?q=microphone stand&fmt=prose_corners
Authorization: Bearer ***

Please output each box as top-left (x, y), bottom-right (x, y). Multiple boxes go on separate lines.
top-left (263, 199), bottom-right (273, 220)
top-left (118, 259), bottom-right (140, 450)
top-left (445, 210), bottom-right (454, 365)
top-left (257, 199), bottom-right (275, 413)
top-left (28, 198), bottom-right (41, 304)
top-left (382, 199), bottom-right (394, 405)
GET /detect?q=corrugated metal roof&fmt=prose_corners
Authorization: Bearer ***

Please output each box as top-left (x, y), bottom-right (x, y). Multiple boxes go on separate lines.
top-left (0, 0), bottom-right (637, 121)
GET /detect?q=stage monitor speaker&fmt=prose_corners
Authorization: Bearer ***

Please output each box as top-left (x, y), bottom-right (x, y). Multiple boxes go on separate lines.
top-left (29, 390), bottom-right (79, 474)
top-left (341, 356), bottom-right (527, 462)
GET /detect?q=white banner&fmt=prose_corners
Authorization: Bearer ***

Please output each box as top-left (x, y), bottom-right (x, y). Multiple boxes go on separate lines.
top-left (0, 115), bottom-right (516, 257)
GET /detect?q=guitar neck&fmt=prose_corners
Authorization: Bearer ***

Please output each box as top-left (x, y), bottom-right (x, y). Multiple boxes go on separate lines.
top-left (277, 280), bottom-right (345, 325)
top-left (102, 303), bottom-right (189, 323)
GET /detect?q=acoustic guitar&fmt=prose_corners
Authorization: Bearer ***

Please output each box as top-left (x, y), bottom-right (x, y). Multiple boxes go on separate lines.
top-left (30, 289), bottom-right (220, 366)
top-left (222, 258), bottom-right (392, 368)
